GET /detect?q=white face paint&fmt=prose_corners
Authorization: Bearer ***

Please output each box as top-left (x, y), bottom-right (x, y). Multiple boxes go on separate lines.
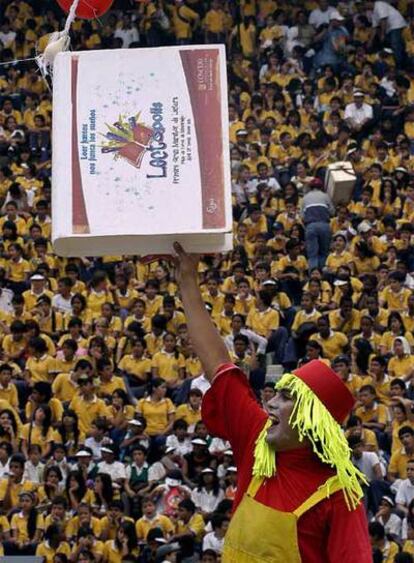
top-left (265, 389), bottom-right (307, 451)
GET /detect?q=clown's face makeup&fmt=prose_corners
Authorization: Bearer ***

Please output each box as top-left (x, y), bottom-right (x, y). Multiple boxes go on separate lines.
top-left (265, 389), bottom-right (306, 451)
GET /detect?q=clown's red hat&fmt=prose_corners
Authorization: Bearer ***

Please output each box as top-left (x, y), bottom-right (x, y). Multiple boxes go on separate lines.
top-left (293, 359), bottom-right (354, 424)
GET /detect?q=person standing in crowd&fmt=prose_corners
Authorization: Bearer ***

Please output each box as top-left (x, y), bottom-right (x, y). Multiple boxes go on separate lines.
top-left (301, 178), bottom-right (335, 271)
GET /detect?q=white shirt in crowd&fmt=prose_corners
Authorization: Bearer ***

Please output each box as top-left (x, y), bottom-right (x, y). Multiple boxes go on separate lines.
top-left (352, 451), bottom-right (381, 482)
top-left (52, 293), bottom-right (73, 314)
top-left (96, 460), bottom-right (127, 486)
top-left (166, 435), bottom-right (193, 456)
top-left (191, 487), bottom-right (225, 514)
top-left (191, 374), bottom-right (211, 395)
top-left (23, 461), bottom-right (45, 484)
top-left (0, 30), bottom-right (16, 48)
top-left (247, 176), bottom-right (281, 196)
top-left (114, 26), bottom-right (140, 48)
top-left (372, 1), bottom-right (406, 32)
top-left (344, 102), bottom-right (374, 126)
top-left (202, 531), bottom-right (225, 554)
top-left (224, 329), bottom-right (268, 355)
top-left (125, 462), bottom-right (149, 481)
top-left (209, 438), bottom-right (231, 457)
top-left (396, 478), bottom-right (414, 508)
top-left (373, 513), bottom-right (402, 539)
top-left (84, 437), bottom-right (106, 461)
top-left (147, 461), bottom-right (167, 483)
top-left (0, 459), bottom-right (10, 479)
top-left (308, 5), bottom-right (335, 28)
top-left (0, 287), bottom-right (13, 313)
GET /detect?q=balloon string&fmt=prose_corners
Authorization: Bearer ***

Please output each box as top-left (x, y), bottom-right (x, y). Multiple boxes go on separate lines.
top-left (64, 0), bottom-right (82, 34)
top-left (0, 57), bottom-right (38, 67)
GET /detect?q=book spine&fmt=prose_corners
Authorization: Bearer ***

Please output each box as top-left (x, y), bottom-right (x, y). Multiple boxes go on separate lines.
top-left (71, 56), bottom-right (90, 234)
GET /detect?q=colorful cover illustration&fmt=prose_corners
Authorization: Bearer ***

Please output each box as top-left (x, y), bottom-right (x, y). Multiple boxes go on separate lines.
top-left (101, 114), bottom-right (154, 169)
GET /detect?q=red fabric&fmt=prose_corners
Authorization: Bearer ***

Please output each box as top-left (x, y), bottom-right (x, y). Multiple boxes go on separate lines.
top-left (202, 363), bottom-right (372, 563)
top-left (293, 360), bottom-right (355, 423)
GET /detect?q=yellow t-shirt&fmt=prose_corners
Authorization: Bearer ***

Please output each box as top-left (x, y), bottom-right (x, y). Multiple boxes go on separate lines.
top-left (175, 403), bottom-right (202, 429)
top-left (312, 331), bottom-right (348, 360)
top-left (0, 514), bottom-right (10, 536)
top-left (20, 423), bottom-right (55, 454)
top-left (380, 331), bottom-right (414, 354)
top-left (389, 448), bottom-right (413, 479)
top-left (113, 288), bottom-right (139, 310)
top-left (99, 515), bottom-right (134, 541)
top-left (291, 310), bottom-right (321, 333)
top-left (53, 356), bottom-right (77, 374)
top-left (136, 514), bottom-right (174, 540)
top-left (355, 402), bottom-right (389, 426)
top-left (171, 5), bottom-right (199, 39)
top-left (328, 309), bottom-right (361, 333)
top-left (326, 251), bottom-right (355, 273)
top-left (380, 286), bottom-right (412, 312)
top-left (136, 397), bottom-right (175, 436)
top-left (204, 8), bottom-right (226, 33)
top-left (11, 512), bottom-right (44, 542)
top-left (36, 541), bottom-right (71, 562)
top-left (174, 513), bottom-right (205, 542)
top-left (97, 375), bottom-right (126, 398)
top-left (0, 479), bottom-right (35, 508)
top-left (26, 354), bottom-right (57, 384)
top-left (242, 215), bottom-right (268, 241)
top-left (246, 307), bottom-right (279, 337)
top-left (273, 255), bottom-right (308, 279)
top-left (391, 419), bottom-right (414, 454)
top-left (66, 515), bottom-right (102, 539)
top-left (165, 311), bottom-right (186, 335)
top-left (144, 333), bottom-right (164, 357)
top-left (7, 257), bottom-right (31, 282)
top-left (102, 540), bottom-right (139, 563)
top-left (185, 356), bottom-right (202, 378)
top-left (342, 373), bottom-right (365, 398)
top-left (403, 540), bottom-right (414, 555)
top-left (141, 295), bottom-right (163, 319)
top-left (0, 383), bottom-right (18, 409)
top-left (118, 355), bottom-right (151, 383)
top-left (201, 292), bottom-right (225, 317)
top-left (388, 355), bottom-right (414, 379)
top-left (37, 311), bottom-right (64, 335)
top-left (51, 372), bottom-right (79, 402)
top-left (152, 350), bottom-right (186, 382)
top-left (68, 394), bottom-right (111, 434)
top-left (124, 315), bottom-right (151, 334)
top-left (86, 290), bottom-right (114, 318)
top-left (25, 397), bottom-right (63, 424)
top-left (3, 334), bottom-right (27, 356)
top-left (22, 289), bottom-right (54, 311)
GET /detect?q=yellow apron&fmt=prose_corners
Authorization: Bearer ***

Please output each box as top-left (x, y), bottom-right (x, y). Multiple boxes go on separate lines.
top-left (223, 474), bottom-right (343, 562)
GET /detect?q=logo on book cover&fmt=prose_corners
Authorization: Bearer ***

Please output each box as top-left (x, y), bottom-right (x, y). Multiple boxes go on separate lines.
top-left (101, 113), bottom-right (154, 169)
top-left (101, 105), bottom-right (167, 179)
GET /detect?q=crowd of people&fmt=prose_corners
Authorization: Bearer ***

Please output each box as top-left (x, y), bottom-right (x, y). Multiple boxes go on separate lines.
top-left (1, 0), bottom-right (414, 561)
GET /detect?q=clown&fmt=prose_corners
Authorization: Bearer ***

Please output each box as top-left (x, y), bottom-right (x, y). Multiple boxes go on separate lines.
top-left (173, 242), bottom-right (371, 562)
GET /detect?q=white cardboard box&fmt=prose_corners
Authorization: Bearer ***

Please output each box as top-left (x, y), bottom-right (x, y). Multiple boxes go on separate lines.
top-left (325, 161), bottom-right (356, 206)
top-left (52, 45), bottom-right (232, 257)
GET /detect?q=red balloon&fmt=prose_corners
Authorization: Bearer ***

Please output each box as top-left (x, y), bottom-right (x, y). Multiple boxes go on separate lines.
top-left (56, 0), bottom-right (114, 20)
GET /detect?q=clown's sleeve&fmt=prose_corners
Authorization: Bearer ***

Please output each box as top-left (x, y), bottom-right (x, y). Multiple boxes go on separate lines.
top-left (202, 362), bottom-right (268, 466)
